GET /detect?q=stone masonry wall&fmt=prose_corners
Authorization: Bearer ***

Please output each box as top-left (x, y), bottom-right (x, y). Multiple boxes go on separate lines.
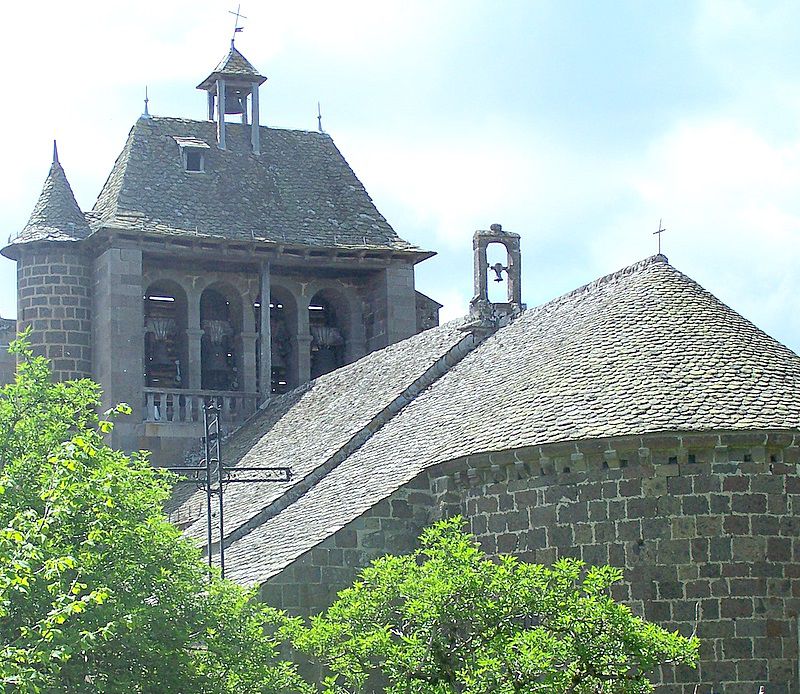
top-left (16, 247), bottom-right (92, 380)
top-left (428, 431), bottom-right (800, 694)
top-left (261, 429), bottom-right (798, 692)
top-left (260, 474), bottom-right (434, 616)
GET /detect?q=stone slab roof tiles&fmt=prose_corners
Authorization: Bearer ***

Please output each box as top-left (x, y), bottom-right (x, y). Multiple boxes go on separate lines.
top-left (7, 160), bottom-right (90, 248)
top-left (91, 117), bottom-right (425, 254)
top-left (201, 255), bottom-right (800, 586)
top-left (197, 45), bottom-right (266, 90)
top-left (170, 320), bottom-right (472, 546)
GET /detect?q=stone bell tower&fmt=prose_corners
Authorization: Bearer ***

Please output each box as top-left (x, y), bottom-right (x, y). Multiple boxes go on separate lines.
top-left (469, 223), bottom-right (524, 326)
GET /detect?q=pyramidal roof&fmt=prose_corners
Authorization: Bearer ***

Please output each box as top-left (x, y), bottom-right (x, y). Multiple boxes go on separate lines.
top-left (90, 116), bottom-right (426, 254)
top-left (169, 254), bottom-right (800, 586)
top-left (197, 43), bottom-right (266, 89)
top-left (6, 151), bottom-right (90, 250)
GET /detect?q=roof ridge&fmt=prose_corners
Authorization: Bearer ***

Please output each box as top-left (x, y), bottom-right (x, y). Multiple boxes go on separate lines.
top-left (219, 327), bottom-right (490, 549)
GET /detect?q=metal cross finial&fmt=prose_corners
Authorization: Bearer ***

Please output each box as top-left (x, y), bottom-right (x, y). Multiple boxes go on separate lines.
top-left (317, 102), bottom-right (323, 133)
top-left (653, 218), bottom-right (666, 255)
top-left (229, 4), bottom-right (247, 44)
top-left (142, 86), bottom-right (151, 119)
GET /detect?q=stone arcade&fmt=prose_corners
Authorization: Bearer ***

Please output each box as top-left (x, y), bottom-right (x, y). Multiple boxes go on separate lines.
top-left (3, 43), bottom-right (440, 464)
top-left (6, 42), bottom-right (800, 693)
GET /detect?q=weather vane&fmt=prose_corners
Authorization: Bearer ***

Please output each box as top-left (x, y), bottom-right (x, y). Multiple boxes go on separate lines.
top-left (317, 102), bottom-right (324, 133)
top-left (653, 218), bottom-right (666, 255)
top-left (229, 4), bottom-right (247, 44)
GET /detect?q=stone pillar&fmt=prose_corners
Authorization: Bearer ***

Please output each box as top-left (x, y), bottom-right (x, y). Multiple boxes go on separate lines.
top-left (258, 263), bottom-right (271, 400)
top-left (186, 289), bottom-right (202, 390)
top-left (473, 235), bottom-right (489, 303)
top-left (383, 262), bottom-right (416, 347)
top-left (240, 331), bottom-right (258, 392)
top-left (296, 296), bottom-right (311, 384)
top-left (92, 247), bottom-right (143, 452)
top-left (186, 330), bottom-right (203, 390)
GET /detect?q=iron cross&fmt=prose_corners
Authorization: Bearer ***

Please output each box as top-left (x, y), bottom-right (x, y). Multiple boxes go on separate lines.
top-left (653, 219), bottom-right (666, 254)
top-left (229, 4), bottom-right (247, 41)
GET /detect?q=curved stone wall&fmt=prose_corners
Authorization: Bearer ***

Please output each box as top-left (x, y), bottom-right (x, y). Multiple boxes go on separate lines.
top-left (428, 430), bottom-right (800, 694)
top-left (16, 246), bottom-right (92, 380)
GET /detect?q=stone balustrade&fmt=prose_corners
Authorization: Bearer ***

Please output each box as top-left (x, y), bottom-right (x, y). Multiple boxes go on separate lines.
top-left (143, 388), bottom-right (258, 424)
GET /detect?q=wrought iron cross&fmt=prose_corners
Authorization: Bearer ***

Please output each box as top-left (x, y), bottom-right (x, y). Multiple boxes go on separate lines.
top-left (653, 219), bottom-right (666, 255)
top-left (229, 4), bottom-right (247, 42)
top-left (165, 400), bottom-right (291, 579)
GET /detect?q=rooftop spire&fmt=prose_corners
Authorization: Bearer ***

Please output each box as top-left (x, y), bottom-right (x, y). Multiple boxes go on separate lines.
top-left (5, 150), bottom-right (90, 250)
top-left (141, 86), bottom-right (151, 120)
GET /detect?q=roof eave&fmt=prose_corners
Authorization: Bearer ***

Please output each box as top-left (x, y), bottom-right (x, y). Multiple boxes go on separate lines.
top-left (196, 72), bottom-right (267, 91)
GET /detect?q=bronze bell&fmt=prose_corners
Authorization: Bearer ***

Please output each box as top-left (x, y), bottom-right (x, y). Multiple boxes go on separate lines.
top-left (224, 90), bottom-right (246, 115)
top-left (151, 341), bottom-right (172, 367)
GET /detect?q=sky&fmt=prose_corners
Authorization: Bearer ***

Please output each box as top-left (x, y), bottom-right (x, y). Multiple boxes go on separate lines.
top-left (1, 0), bottom-right (799, 352)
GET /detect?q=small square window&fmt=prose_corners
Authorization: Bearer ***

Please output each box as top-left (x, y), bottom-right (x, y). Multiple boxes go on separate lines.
top-left (184, 149), bottom-right (204, 172)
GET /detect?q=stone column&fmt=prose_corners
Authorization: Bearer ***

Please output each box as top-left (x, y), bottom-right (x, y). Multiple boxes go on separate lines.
top-left (186, 288), bottom-right (203, 390)
top-left (186, 330), bottom-right (204, 390)
top-left (240, 331), bottom-right (258, 392)
top-left (258, 263), bottom-right (271, 400)
top-left (296, 296), bottom-right (311, 384)
top-left (473, 234), bottom-right (488, 302)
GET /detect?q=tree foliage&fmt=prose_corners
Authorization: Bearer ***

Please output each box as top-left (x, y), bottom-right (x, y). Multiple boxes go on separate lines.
top-left (0, 337), bottom-right (311, 693)
top-left (288, 517), bottom-right (699, 694)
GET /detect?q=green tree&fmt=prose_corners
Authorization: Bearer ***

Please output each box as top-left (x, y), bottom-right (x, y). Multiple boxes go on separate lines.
top-left (0, 337), bottom-right (311, 693)
top-left (288, 517), bottom-right (699, 694)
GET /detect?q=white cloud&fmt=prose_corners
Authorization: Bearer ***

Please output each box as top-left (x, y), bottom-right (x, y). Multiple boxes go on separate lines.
top-left (599, 118), bottom-right (800, 349)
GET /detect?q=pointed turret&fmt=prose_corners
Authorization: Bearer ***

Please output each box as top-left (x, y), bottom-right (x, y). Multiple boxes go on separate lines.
top-left (3, 142), bottom-right (90, 256)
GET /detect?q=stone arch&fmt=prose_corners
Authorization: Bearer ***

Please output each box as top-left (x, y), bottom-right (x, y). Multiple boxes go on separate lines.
top-left (200, 282), bottom-right (243, 391)
top-left (306, 285), bottom-right (360, 379)
top-left (266, 284), bottom-right (300, 394)
top-left (144, 279), bottom-right (188, 388)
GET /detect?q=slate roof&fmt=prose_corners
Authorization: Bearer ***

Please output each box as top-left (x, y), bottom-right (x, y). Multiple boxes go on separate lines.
top-left (170, 320), bottom-right (472, 544)
top-left (6, 159), bottom-right (90, 248)
top-left (171, 254), bottom-right (800, 586)
top-left (197, 44), bottom-right (266, 90)
top-left (90, 116), bottom-right (425, 253)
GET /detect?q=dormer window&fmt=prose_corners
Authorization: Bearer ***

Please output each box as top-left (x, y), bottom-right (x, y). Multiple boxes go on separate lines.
top-left (173, 137), bottom-right (210, 173)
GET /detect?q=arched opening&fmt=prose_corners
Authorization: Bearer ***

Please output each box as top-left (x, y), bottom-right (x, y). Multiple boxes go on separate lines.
top-left (200, 284), bottom-right (242, 391)
top-left (486, 241), bottom-right (509, 303)
top-left (144, 280), bottom-right (188, 388)
top-left (309, 289), bottom-right (348, 379)
top-left (254, 286), bottom-right (298, 394)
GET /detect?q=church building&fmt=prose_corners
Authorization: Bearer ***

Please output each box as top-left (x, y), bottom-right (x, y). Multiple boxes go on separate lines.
top-left (5, 41), bottom-right (800, 693)
top-left (2, 42), bottom-right (440, 463)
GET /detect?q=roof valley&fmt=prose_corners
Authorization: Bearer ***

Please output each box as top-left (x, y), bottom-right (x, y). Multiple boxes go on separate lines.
top-left (220, 326), bottom-right (493, 550)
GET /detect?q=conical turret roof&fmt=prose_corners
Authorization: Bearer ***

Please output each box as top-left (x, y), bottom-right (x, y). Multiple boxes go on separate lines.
top-left (6, 149), bottom-right (90, 250)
